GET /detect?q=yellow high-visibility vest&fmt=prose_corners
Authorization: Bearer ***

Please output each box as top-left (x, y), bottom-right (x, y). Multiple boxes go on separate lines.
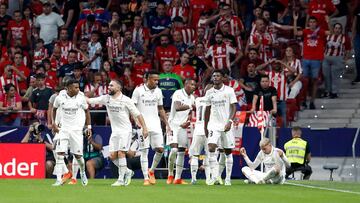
top-left (284, 138), bottom-right (307, 164)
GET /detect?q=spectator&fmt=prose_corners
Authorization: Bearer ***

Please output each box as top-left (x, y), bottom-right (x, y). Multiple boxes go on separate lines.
top-left (251, 74), bottom-right (277, 116)
top-left (0, 64), bottom-right (25, 95)
top-left (248, 18), bottom-right (275, 62)
top-left (0, 3), bottom-right (11, 45)
top-left (131, 52), bottom-right (151, 87)
top-left (62, 0), bottom-right (80, 38)
top-left (21, 121), bottom-right (55, 178)
top-left (79, 0), bottom-right (110, 23)
top-left (88, 31), bottom-right (102, 73)
top-left (12, 52), bottom-right (30, 95)
top-left (22, 75), bottom-right (36, 103)
top-left (173, 52), bottom-right (197, 81)
top-left (294, 13), bottom-right (330, 109)
top-left (72, 66), bottom-right (87, 92)
top-left (7, 10), bottom-right (31, 49)
top-left (239, 62), bottom-right (261, 109)
top-left (171, 16), bottom-right (195, 46)
top-left (148, 2), bottom-right (171, 44)
top-left (186, 44), bottom-right (211, 83)
top-left (130, 15), bottom-right (150, 55)
top-left (55, 28), bottom-right (74, 61)
top-left (284, 126), bottom-right (312, 180)
top-left (57, 50), bottom-right (84, 81)
top-left (172, 30), bottom-right (187, 55)
top-left (101, 60), bottom-right (117, 80)
top-left (168, 0), bottom-right (190, 22)
top-left (352, 4), bottom-right (360, 84)
top-left (0, 83), bottom-right (22, 126)
top-left (322, 23), bottom-right (350, 98)
top-left (118, 0), bottom-right (135, 31)
top-left (33, 39), bottom-right (49, 66)
top-left (282, 46), bottom-right (303, 99)
top-left (120, 30), bottom-right (143, 67)
top-left (28, 73), bottom-right (53, 124)
top-left (154, 34), bottom-right (180, 71)
top-left (34, 1), bottom-right (64, 53)
top-left (215, 3), bottom-right (244, 37)
top-left (73, 14), bottom-right (100, 46)
top-left (240, 48), bottom-right (264, 78)
top-left (158, 60), bottom-right (184, 111)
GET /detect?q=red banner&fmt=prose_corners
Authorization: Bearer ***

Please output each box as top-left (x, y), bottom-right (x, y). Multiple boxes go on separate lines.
top-left (0, 144), bottom-right (45, 179)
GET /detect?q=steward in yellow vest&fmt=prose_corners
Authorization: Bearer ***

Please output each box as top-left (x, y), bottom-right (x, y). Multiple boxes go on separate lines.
top-left (284, 126), bottom-right (312, 180)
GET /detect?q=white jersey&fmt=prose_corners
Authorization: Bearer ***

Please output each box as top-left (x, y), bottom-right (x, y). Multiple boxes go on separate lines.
top-left (245, 147), bottom-right (289, 177)
top-left (53, 91), bottom-right (88, 131)
top-left (132, 84), bottom-right (163, 132)
top-left (168, 89), bottom-right (195, 128)
top-left (205, 84), bottom-right (237, 131)
top-left (88, 94), bottom-right (140, 134)
top-left (193, 96), bottom-right (207, 136)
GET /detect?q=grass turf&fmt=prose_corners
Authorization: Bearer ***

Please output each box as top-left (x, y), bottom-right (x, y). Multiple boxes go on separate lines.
top-left (0, 179), bottom-right (359, 203)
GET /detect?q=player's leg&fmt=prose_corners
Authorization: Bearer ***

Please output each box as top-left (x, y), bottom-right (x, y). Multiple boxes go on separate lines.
top-left (166, 129), bottom-right (178, 184)
top-left (189, 135), bottom-right (203, 184)
top-left (68, 155), bottom-right (78, 184)
top-left (110, 132), bottom-right (132, 186)
top-left (218, 149), bottom-right (226, 180)
top-left (148, 131), bottom-right (164, 184)
top-left (52, 135), bottom-right (70, 186)
top-left (70, 130), bottom-right (87, 186)
top-left (203, 142), bottom-right (211, 183)
top-left (241, 166), bottom-right (264, 184)
top-left (138, 130), bottom-right (150, 185)
top-left (261, 166), bottom-right (281, 183)
top-left (222, 131), bottom-right (235, 186)
top-left (174, 128), bottom-right (188, 184)
top-left (207, 130), bottom-right (221, 185)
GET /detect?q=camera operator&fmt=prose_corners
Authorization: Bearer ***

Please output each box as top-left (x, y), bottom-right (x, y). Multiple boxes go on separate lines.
top-left (21, 121), bottom-right (56, 178)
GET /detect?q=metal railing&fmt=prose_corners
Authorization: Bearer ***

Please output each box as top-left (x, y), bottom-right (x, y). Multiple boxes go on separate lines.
top-left (352, 128), bottom-right (360, 182)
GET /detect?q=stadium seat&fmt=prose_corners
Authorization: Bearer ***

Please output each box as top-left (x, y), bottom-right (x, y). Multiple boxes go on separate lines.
top-left (323, 163), bottom-right (339, 181)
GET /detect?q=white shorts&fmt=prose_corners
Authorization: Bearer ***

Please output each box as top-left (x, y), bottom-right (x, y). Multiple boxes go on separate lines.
top-left (137, 129), bottom-right (164, 150)
top-left (54, 130), bottom-right (83, 155)
top-left (109, 132), bottom-right (132, 152)
top-left (189, 134), bottom-right (207, 156)
top-left (166, 127), bottom-right (188, 148)
top-left (207, 129), bottom-right (235, 149)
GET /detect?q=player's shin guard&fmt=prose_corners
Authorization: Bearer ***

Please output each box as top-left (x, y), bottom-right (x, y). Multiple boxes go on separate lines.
top-left (218, 152), bottom-right (226, 177)
top-left (175, 151), bottom-right (185, 180)
top-left (241, 166), bottom-right (261, 184)
top-left (209, 152), bottom-right (218, 180)
top-left (190, 156), bottom-right (199, 181)
top-left (72, 157), bottom-right (79, 179)
top-left (140, 149), bottom-right (149, 180)
top-left (118, 158), bottom-right (127, 181)
top-left (150, 151), bottom-right (163, 172)
top-left (168, 148), bottom-right (178, 176)
top-left (225, 154), bottom-right (233, 181)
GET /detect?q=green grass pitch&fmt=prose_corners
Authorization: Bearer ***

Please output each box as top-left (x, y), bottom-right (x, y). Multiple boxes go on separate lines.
top-left (0, 179), bottom-right (359, 203)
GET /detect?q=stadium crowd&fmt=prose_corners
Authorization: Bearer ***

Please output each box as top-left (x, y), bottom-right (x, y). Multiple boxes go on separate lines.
top-left (0, 0), bottom-right (358, 128)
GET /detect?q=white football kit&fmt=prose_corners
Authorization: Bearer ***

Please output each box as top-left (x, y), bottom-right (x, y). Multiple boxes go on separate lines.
top-left (189, 96), bottom-right (208, 156)
top-left (53, 91), bottom-right (88, 155)
top-left (167, 89), bottom-right (195, 148)
top-left (242, 147), bottom-right (291, 184)
top-left (205, 84), bottom-right (237, 149)
top-left (88, 94), bottom-right (141, 152)
top-left (132, 84), bottom-right (164, 149)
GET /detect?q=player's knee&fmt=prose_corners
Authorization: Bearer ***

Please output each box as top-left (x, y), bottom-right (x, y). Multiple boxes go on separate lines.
top-left (241, 166), bottom-right (249, 174)
top-left (273, 166), bottom-right (280, 175)
top-left (224, 149), bottom-right (232, 155)
top-left (74, 154), bottom-right (82, 159)
top-left (156, 148), bottom-right (164, 153)
top-left (86, 160), bottom-right (95, 169)
top-left (208, 144), bottom-right (216, 152)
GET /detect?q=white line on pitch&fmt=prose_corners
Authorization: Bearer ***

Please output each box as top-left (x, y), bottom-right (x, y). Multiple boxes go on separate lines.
top-left (285, 182), bottom-right (360, 195)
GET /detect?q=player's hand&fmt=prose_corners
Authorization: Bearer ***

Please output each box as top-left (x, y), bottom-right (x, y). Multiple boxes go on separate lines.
top-left (224, 121), bottom-right (232, 132)
top-left (52, 124), bottom-right (59, 134)
top-left (142, 128), bottom-right (149, 139)
top-left (86, 127), bottom-right (92, 138)
top-left (180, 121), bottom-right (190, 129)
top-left (240, 147), bottom-right (247, 157)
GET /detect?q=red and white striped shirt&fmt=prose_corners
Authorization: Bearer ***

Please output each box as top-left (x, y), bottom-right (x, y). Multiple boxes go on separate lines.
top-left (131, 27), bottom-right (150, 45)
top-left (285, 59), bottom-right (303, 76)
top-left (106, 36), bottom-right (123, 61)
top-left (216, 16), bottom-right (244, 37)
top-left (168, 6), bottom-right (189, 21)
top-left (205, 43), bottom-right (237, 70)
top-left (249, 31), bottom-right (274, 62)
top-left (325, 34), bottom-right (351, 56)
top-left (248, 96), bottom-right (272, 130)
top-left (84, 83), bottom-right (108, 109)
top-left (0, 74), bottom-right (19, 95)
top-left (266, 70), bottom-right (287, 101)
top-left (33, 47), bottom-right (48, 65)
top-left (225, 79), bottom-right (246, 106)
top-left (174, 27), bottom-right (195, 45)
top-left (55, 41), bottom-right (74, 60)
top-left (75, 19), bottom-right (100, 41)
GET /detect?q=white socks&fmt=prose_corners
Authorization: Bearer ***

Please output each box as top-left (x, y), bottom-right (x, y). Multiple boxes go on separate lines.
top-left (218, 153), bottom-right (226, 178)
top-left (72, 157), bottom-right (79, 179)
top-left (118, 158), bottom-right (127, 181)
top-left (150, 151), bottom-right (163, 172)
top-left (168, 148), bottom-right (178, 176)
top-left (76, 156), bottom-right (85, 174)
top-left (140, 149), bottom-right (149, 180)
top-left (225, 154), bottom-right (233, 181)
top-left (53, 154), bottom-right (68, 181)
top-left (209, 152), bottom-right (218, 180)
top-left (190, 156), bottom-right (199, 181)
top-left (175, 151), bottom-right (185, 180)
top-left (203, 155), bottom-right (210, 182)
top-left (263, 168), bottom-right (277, 182)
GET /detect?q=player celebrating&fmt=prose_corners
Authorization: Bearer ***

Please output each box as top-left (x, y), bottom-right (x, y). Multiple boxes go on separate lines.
top-left (204, 70), bottom-right (237, 186)
top-left (189, 83), bottom-right (213, 185)
top-left (131, 70), bottom-right (171, 186)
top-left (240, 138), bottom-right (290, 184)
top-left (52, 79), bottom-right (91, 186)
top-left (167, 79), bottom-right (196, 184)
top-left (87, 80), bottom-right (149, 186)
